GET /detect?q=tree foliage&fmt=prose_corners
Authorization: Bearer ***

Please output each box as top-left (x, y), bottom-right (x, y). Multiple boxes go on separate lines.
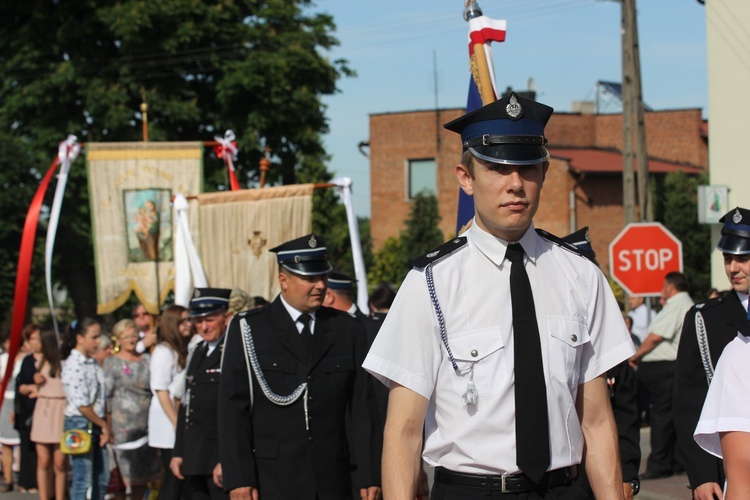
top-left (0, 0), bottom-right (352, 324)
top-left (652, 171), bottom-right (712, 301)
top-left (368, 192), bottom-right (444, 288)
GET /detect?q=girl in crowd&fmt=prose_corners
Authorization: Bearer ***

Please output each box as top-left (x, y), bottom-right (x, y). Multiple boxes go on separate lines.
top-left (61, 318), bottom-right (110, 500)
top-left (15, 324), bottom-right (40, 493)
top-left (31, 327), bottom-right (67, 500)
top-left (104, 319), bottom-right (161, 500)
top-left (150, 305), bottom-right (190, 500)
top-left (0, 332), bottom-right (29, 492)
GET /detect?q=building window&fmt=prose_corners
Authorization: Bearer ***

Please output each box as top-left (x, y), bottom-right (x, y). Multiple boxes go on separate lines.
top-left (408, 158), bottom-right (437, 199)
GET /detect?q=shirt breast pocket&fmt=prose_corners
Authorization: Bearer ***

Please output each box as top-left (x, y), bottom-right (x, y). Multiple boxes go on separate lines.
top-left (548, 316), bottom-right (589, 390)
top-left (448, 327), bottom-right (507, 397)
top-left (320, 356), bottom-right (354, 395)
top-left (257, 356), bottom-right (298, 394)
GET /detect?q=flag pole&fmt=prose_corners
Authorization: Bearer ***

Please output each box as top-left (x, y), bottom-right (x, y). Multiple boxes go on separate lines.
top-left (466, 1), bottom-right (494, 105)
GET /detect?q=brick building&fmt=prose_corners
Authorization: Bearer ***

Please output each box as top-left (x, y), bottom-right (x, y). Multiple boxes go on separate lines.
top-left (369, 106), bottom-right (707, 273)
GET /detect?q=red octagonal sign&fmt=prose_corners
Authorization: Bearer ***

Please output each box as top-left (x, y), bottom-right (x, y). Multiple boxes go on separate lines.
top-left (608, 223), bottom-right (683, 297)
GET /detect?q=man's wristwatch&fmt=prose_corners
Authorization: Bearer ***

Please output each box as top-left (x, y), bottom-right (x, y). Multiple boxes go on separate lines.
top-left (628, 478), bottom-right (640, 496)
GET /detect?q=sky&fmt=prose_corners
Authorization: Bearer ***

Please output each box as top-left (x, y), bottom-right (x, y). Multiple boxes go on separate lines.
top-left (314, 0), bottom-right (709, 218)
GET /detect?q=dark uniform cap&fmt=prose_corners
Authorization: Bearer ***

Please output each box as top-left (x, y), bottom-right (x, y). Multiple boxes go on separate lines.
top-left (269, 233), bottom-right (332, 276)
top-left (189, 287), bottom-right (232, 318)
top-left (444, 92), bottom-right (554, 165)
top-left (717, 207), bottom-right (750, 255)
top-left (561, 227), bottom-right (600, 267)
top-left (327, 271), bottom-right (356, 291)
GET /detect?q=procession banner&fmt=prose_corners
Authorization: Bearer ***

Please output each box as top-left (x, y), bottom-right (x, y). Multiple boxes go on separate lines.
top-left (197, 184), bottom-right (314, 302)
top-left (87, 142), bottom-right (203, 315)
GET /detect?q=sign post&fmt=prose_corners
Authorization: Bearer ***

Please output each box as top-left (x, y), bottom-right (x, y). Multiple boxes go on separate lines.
top-left (609, 223), bottom-right (683, 296)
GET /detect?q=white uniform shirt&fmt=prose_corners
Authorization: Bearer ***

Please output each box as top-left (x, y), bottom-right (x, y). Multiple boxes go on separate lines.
top-left (363, 222), bottom-right (634, 475)
top-left (694, 333), bottom-right (750, 458)
top-left (628, 303), bottom-right (655, 343)
top-left (641, 291), bottom-right (694, 363)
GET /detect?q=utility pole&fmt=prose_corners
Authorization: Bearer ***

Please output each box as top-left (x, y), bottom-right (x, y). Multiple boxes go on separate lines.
top-left (629, 0), bottom-right (651, 222)
top-left (621, 0), bottom-right (635, 224)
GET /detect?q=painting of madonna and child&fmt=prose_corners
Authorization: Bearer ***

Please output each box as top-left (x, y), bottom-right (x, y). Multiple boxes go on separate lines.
top-left (123, 188), bottom-right (173, 263)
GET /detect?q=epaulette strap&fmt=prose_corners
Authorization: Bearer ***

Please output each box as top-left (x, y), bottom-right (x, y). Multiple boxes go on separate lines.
top-left (409, 237), bottom-right (467, 269)
top-left (536, 228), bottom-right (589, 260)
top-left (238, 306), bottom-right (265, 318)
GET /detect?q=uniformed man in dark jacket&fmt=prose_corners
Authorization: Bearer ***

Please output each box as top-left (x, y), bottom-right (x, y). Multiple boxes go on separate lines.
top-left (218, 234), bottom-right (381, 500)
top-left (674, 207), bottom-right (750, 499)
top-left (171, 287), bottom-right (232, 499)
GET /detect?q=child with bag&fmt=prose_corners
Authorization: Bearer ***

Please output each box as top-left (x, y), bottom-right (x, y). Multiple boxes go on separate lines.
top-left (61, 319), bottom-right (111, 500)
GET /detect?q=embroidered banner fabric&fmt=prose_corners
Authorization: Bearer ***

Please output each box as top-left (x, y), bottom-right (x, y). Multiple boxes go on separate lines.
top-left (197, 185), bottom-right (314, 302)
top-left (87, 142), bottom-right (203, 314)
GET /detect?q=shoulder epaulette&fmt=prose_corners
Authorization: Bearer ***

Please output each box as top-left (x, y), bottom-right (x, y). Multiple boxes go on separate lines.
top-left (695, 296), bottom-right (723, 312)
top-left (237, 306), bottom-right (265, 318)
top-left (536, 228), bottom-right (592, 262)
top-left (409, 237), bottom-right (467, 269)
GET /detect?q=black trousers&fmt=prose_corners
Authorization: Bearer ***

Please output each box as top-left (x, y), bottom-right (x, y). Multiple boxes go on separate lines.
top-left (431, 481), bottom-right (588, 499)
top-left (187, 474), bottom-right (228, 500)
top-left (158, 448), bottom-right (189, 500)
top-left (17, 428), bottom-right (37, 490)
top-left (637, 360), bottom-right (677, 474)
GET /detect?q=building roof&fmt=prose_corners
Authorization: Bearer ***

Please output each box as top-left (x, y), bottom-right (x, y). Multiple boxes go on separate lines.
top-left (548, 147), bottom-right (704, 174)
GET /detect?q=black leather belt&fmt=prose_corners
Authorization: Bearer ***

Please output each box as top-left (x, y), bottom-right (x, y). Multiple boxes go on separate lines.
top-left (434, 465), bottom-right (578, 494)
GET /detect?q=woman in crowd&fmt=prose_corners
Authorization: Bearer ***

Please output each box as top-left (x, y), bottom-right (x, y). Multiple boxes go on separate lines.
top-left (104, 319), bottom-right (161, 500)
top-left (0, 333), bottom-right (29, 492)
top-left (150, 305), bottom-right (190, 499)
top-left (61, 318), bottom-right (110, 500)
top-left (14, 324), bottom-right (40, 493)
top-left (31, 327), bottom-right (67, 500)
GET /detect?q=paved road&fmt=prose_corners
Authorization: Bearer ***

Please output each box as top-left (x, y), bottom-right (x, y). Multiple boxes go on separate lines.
top-left (0, 428), bottom-right (695, 499)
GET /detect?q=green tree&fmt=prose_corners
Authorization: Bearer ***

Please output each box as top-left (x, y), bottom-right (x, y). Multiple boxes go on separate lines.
top-left (0, 0), bottom-right (351, 322)
top-left (368, 192), bottom-right (444, 288)
top-left (653, 171), bottom-right (712, 301)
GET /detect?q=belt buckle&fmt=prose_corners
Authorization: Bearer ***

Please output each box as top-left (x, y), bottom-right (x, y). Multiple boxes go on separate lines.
top-left (500, 472), bottom-right (513, 493)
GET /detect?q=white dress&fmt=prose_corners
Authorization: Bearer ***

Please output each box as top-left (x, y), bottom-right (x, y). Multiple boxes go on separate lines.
top-left (148, 344), bottom-right (180, 449)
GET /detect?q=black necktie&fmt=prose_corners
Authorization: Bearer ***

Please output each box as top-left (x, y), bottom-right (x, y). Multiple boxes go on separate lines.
top-left (506, 243), bottom-right (550, 483)
top-left (298, 313), bottom-right (313, 352)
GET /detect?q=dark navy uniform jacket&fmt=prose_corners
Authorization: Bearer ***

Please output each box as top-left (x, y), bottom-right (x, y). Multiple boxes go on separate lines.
top-left (218, 297), bottom-right (380, 499)
top-left (674, 291), bottom-right (747, 489)
top-left (173, 339), bottom-right (223, 476)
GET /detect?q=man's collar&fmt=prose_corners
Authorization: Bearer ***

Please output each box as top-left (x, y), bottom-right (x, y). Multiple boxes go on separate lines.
top-left (469, 219), bottom-right (538, 267)
top-left (279, 294), bottom-right (317, 322)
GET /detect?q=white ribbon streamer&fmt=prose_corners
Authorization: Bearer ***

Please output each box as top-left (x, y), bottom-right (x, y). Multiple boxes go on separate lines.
top-left (213, 129), bottom-right (238, 168)
top-left (330, 177), bottom-right (369, 315)
top-left (45, 135), bottom-right (80, 340)
top-left (173, 194), bottom-right (208, 307)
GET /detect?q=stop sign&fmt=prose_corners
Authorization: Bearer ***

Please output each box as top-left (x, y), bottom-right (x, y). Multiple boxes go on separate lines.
top-left (608, 223), bottom-right (683, 296)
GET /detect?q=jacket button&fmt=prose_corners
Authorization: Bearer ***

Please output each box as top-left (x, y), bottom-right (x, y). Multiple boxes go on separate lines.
top-left (308, 395), bottom-right (314, 401)
top-left (272, 362), bottom-right (278, 367)
top-left (470, 349), bottom-right (478, 358)
top-left (307, 375), bottom-right (313, 381)
top-left (570, 335), bottom-right (578, 342)
top-left (308, 436), bottom-right (313, 442)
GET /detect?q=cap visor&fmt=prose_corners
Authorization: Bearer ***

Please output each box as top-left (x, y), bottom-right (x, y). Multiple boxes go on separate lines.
top-left (281, 261), bottom-right (333, 276)
top-left (469, 144), bottom-right (549, 165)
top-left (189, 306), bottom-right (226, 318)
top-left (717, 235), bottom-right (750, 255)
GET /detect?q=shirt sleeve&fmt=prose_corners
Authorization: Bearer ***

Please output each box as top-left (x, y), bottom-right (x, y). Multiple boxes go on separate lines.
top-left (579, 267), bottom-right (635, 383)
top-left (694, 337), bottom-right (750, 458)
top-left (61, 357), bottom-right (95, 409)
top-left (363, 269), bottom-right (442, 400)
top-left (150, 345), bottom-right (175, 392)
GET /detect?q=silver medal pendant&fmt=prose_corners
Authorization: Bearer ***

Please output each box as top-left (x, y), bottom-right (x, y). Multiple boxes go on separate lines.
top-left (462, 365), bottom-right (478, 407)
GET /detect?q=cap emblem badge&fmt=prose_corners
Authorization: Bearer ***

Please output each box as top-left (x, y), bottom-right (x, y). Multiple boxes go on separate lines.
top-left (733, 209), bottom-right (742, 224)
top-left (506, 94), bottom-right (523, 119)
top-left (308, 235), bottom-right (317, 248)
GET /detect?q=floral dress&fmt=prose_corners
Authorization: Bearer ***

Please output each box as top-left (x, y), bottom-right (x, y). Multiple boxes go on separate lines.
top-left (103, 355), bottom-right (161, 487)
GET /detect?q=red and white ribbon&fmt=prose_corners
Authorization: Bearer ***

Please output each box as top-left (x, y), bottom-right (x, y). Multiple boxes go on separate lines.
top-left (46, 135), bottom-right (81, 340)
top-left (214, 130), bottom-right (240, 191)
